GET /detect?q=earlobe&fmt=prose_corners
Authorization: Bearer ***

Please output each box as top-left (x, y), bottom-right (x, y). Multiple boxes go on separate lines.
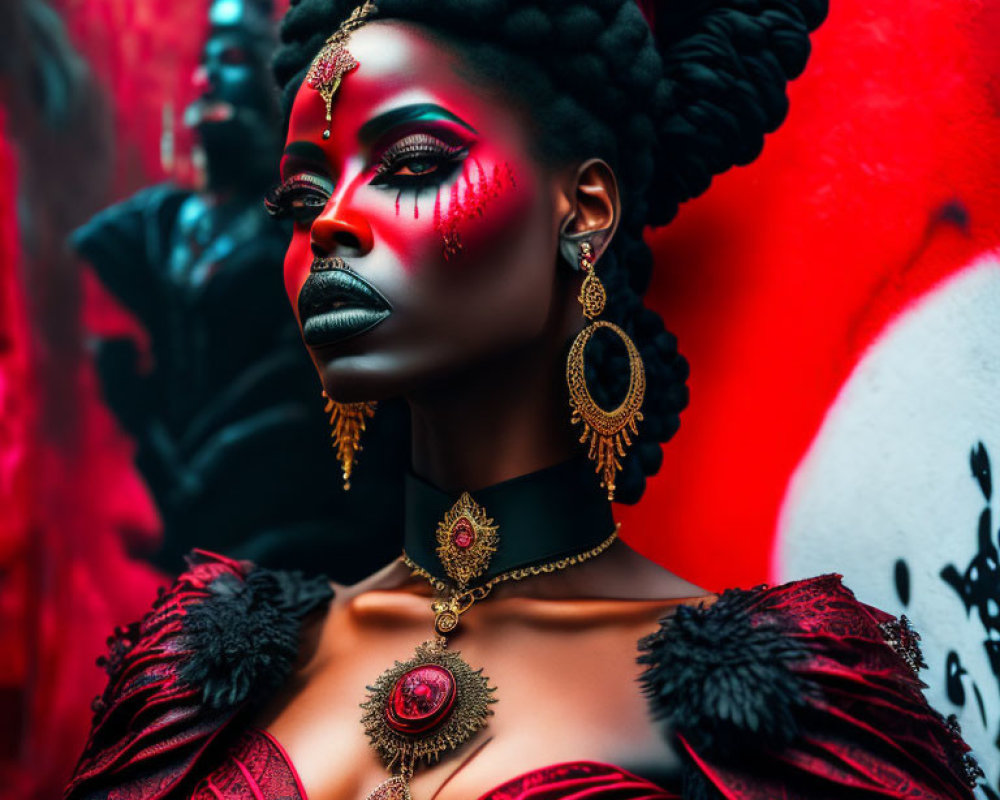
top-left (558, 158), bottom-right (621, 269)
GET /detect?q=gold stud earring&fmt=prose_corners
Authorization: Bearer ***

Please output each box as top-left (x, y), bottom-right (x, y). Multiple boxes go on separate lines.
top-left (322, 391), bottom-right (377, 490)
top-left (565, 241), bottom-right (645, 501)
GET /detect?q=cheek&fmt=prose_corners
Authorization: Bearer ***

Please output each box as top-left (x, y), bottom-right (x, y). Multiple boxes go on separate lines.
top-left (367, 147), bottom-right (538, 273)
top-left (283, 230), bottom-right (313, 320)
top-left (435, 155), bottom-right (523, 262)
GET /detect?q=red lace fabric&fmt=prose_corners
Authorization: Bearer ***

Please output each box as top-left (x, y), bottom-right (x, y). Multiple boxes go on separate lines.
top-left (192, 730), bottom-right (678, 800)
top-left (481, 761), bottom-right (679, 800)
top-left (673, 576), bottom-right (976, 799)
top-left (190, 730), bottom-right (306, 800)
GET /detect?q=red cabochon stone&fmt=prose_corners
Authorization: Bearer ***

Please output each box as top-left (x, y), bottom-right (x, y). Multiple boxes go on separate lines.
top-left (451, 518), bottom-right (476, 550)
top-left (386, 665), bottom-right (457, 735)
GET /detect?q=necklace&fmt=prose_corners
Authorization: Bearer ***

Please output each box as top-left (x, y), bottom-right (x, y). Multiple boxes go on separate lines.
top-left (359, 488), bottom-right (619, 800)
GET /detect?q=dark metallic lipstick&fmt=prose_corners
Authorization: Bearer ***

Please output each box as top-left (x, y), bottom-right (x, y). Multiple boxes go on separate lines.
top-left (297, 260), bottom-right (391, 348)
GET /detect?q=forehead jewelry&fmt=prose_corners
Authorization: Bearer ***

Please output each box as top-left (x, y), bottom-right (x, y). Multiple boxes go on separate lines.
top-left (360, 493), bottom-right (619, 800)
top-left (305, 0), bottom-right (378, 140)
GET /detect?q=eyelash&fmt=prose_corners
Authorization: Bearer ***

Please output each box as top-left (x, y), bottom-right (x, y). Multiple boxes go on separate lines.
top-left (264, 173), bottom-right (333, 223)
top-left (264, 134), bottom-right (470, 223)
top-left (370, 133), bottom-right (468, 189)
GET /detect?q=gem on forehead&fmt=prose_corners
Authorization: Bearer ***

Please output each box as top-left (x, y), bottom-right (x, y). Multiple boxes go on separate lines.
top-left (305, 1), bottom-right (377, 138)
top-left (307, 48), bottom-right (359, 92)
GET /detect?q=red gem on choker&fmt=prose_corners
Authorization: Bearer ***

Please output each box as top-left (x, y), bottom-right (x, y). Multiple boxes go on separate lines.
top-left (451, 517), bottom-right (476, 549)
top-left (385, 665), bottom-right (457, 735)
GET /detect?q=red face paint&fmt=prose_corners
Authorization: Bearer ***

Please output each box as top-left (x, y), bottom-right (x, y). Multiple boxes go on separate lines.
top-left (274, 22), bottom-right (558, 401)
top-left (435, 159), bottom-right (517, 260)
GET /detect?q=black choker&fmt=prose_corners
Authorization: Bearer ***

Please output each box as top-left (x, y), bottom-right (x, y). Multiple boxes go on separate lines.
top-left (403, 456), bottom-right (616, 586)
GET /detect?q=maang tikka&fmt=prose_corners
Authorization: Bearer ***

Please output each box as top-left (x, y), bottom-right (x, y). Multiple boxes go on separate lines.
top-left (566, 241), bottom-right (646, 501)
top-left (306, 0), bottom-right (378, 140)
top-left (322, 391), bottom-right (376, 491)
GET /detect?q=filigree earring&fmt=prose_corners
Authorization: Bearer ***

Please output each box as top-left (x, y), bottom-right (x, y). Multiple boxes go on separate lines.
top-left (322, 391), bottom-right (376, 490)
top-left (565, 241), bottom-right (645, 501)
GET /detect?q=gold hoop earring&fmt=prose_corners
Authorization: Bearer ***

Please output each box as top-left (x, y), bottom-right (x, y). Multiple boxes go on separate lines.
top-left (565, 241), bottom-right (645, 501)
top-left (322, 391), bottom-right (377, 491)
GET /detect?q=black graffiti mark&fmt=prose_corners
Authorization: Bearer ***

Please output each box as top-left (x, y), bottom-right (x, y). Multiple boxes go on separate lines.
top-left (983, 784), bottom-right (1000, 800)
top-left (973, 441), bottom-right (993, 501)
top-left (941, 444), bottom-right (1000, 637)
top-left (895, 558), bottom-right (911, 606)
top-left (939, 440), bottom-right (1000, 785)
top-left (947, 651), bottom-right (968, 706)
top-left (973, 682), bottom-right (988, 729)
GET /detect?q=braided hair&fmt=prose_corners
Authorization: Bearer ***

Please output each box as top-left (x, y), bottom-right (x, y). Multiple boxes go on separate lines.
top-left (274, 0), bottom-right (827, 503)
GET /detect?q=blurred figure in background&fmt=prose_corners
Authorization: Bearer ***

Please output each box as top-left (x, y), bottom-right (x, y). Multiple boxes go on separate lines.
top-left (71, 0), bottom-right (406, 577)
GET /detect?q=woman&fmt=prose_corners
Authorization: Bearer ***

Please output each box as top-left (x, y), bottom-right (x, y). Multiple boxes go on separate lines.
top-left (65, 1), bottom-right (981, 798)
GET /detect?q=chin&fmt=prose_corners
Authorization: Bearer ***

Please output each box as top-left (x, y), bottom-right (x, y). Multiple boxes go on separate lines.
top-left (313, 350), bottom-right (408, 404)
top-left (313, 341), bottom-right (480, 404)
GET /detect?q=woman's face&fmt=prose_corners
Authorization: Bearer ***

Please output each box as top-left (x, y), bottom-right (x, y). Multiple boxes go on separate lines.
top-left (275, 21), bottom-right (567, 402)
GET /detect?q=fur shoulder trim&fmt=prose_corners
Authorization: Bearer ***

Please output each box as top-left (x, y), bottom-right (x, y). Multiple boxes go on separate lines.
top-left (639, 574), bottom-right (981, 798)
top-left (65, 551), bottom-right (333, 800)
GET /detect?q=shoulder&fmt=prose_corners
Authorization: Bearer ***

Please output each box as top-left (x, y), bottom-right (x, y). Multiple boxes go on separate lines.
top-left (639, 574), bottom-right (981, 799)
top-left (65, 551), bottom-right (333, 800)
top-left (71, 183), bottom-right (190, 261)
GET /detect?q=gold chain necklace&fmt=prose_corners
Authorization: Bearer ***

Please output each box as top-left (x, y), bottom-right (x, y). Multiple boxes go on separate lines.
top-left (359, 491), bottom-right (619, 800)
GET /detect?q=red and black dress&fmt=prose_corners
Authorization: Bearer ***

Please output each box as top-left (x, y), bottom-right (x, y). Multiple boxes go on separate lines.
top-left (64, 548), bottom-right (980, 800)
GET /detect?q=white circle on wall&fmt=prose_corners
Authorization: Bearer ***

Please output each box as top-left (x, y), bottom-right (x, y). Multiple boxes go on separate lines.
top-left (775, 254), bottom-right (1000, 793)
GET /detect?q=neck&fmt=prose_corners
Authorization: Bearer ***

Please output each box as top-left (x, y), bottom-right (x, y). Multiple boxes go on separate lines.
top-left (407, 337), bottom-right (579, 493)
top-left (407, 267), bottom-right (583, 491)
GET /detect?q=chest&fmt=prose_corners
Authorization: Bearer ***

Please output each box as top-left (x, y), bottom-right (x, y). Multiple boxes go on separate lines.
top-left (259, 593), bottom-right (680, 800)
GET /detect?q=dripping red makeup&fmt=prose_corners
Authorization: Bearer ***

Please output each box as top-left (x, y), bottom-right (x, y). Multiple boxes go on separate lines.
top-left (275, 22), bottom-right (557, 401)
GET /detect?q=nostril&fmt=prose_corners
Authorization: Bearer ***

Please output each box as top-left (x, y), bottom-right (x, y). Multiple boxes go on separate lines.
top-left (334, 231), bottom-right (362, 251)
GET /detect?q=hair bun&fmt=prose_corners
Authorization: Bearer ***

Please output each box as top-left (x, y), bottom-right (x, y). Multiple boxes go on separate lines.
top-left (641, 0), bottom-right (828, 227)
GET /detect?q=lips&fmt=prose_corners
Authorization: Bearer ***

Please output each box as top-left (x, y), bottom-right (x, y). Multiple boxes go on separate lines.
top-left (297, 265), bottom-right (392, 348)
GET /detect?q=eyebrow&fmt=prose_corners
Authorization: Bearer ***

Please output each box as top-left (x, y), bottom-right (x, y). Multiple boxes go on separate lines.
top-left (358, 103), bottom-right (477, 145)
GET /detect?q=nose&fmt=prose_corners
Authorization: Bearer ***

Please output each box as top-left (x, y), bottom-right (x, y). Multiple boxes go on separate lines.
top-left (310, 208), bottom-right (374, 259)
top-left (191, 65), bottom-right (212, 95)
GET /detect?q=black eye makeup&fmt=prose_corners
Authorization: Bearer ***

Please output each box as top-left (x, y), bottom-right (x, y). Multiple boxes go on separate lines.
top-left (264, 172), bottom-right (333, 224)
top-left (369, 133), bottom-right (469, 189)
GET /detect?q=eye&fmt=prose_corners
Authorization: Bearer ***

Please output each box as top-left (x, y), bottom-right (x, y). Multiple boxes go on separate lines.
top-left (264, 173), bottom-right (333, 225)
top-left (370, 133), bottom-right (468, 188)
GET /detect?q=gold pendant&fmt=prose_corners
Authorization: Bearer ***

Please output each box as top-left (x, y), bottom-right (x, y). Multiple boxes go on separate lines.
top-left (364, 776), bottom-right (411, 800)
top-left (360, 640), bottom-right (496, 771)
top-left (435, 492), bottom-right (499, 588)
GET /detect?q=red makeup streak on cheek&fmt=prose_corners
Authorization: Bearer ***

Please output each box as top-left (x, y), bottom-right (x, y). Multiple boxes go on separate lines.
top-left (435, 159), bottom-right (517, 260)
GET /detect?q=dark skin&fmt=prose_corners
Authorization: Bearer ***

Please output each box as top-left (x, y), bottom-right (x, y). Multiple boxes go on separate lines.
top-left (261, 20), bottom-right (706, 800)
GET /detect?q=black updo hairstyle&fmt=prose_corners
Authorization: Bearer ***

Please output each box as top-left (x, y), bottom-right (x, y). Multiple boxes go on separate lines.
top-left (274, 0), bottom-right (827, 503)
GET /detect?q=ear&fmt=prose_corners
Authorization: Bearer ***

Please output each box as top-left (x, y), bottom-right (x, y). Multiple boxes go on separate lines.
top-left (558, 159), bottom-right (621, 270)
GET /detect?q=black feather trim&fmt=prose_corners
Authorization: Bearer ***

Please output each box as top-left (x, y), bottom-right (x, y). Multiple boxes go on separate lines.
top-left (638, 586), bottom-right (810, 753)
top-left (177, 563), bottom-right (334, 709)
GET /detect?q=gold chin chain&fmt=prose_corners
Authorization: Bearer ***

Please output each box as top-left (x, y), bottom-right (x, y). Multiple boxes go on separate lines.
top-left (359, 492), bottom-right (619, 800)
